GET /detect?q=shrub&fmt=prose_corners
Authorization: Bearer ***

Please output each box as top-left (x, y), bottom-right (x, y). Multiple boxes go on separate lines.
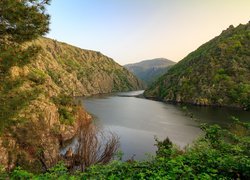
top-left (28, 69), bottom-right (47, 84)
top-left (58, 107), bottom-right (74, 125)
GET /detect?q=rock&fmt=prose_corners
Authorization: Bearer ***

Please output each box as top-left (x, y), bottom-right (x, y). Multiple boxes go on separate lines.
top-left (65, 147), bottom-right (73, 159)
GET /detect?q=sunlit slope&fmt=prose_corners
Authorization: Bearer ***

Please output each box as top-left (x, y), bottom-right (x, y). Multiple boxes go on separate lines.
top-left (33, 38), bottom-right (143, 95)
top-left (145, 22), bottom-right (250, 110)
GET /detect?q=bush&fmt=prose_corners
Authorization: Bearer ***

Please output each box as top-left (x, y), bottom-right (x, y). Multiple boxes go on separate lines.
top-left (28, 69), bottom-right (47, 84)
top-left (58, 107), bottom-right (74, 125)
top-left (10, 167), bottom-right (34, 179)
top-left (52, 94), bottom-right (73, 106)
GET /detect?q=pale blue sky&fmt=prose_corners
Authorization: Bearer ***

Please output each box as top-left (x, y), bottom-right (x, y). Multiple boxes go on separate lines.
top-left (46, 0), bottom-right (250, 65)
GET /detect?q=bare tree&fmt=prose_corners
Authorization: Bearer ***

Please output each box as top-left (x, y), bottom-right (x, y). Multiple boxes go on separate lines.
top-left (70, 123), bottom-right (119, 172)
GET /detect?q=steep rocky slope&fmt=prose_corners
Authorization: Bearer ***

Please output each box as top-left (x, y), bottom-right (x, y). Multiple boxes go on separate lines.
top-left (145, 22), bottom-right (250, 110)
top-left (31, 37), bottom-right (143, 95)
top-left (125, 58), bottom-right (175, 86)
top-left (0, 37), bottom-right (142, 171)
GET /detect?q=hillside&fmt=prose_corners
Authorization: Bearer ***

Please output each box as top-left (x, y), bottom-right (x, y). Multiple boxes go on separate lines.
top-left (0, 37), bottom-right (143, 171)
top-left (124, 58), bottom-right (175, 86)
top-left (32, 38), bottom-right (143, 95)
top-left (144, 22), bottom-right (250, 110)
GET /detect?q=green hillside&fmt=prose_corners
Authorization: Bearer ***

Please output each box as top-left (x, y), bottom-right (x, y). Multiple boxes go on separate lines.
top-left (144, 22), bottom-right (250, 110)
top-left (124, 58), bottom-right (175, 86)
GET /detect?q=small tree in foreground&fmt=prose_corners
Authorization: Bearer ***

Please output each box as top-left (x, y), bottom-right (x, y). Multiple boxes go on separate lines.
top-left (0, 0), bottom-right (50, 46)
top-left (65, 123), bottom-right (119, 172)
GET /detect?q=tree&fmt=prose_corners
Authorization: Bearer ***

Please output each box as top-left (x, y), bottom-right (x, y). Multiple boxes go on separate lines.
top-left (0, 0), bottom-right (51, 74)
top-left (0, 0), bottom-right (50, 46)
top-left (0, 0), bottom-right (51, 132)
top-left (68, 124), bottom-right (119, 172)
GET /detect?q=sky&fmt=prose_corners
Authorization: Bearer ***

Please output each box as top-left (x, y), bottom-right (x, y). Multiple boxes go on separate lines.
top-left (46, 0), bottom-right (250, 65)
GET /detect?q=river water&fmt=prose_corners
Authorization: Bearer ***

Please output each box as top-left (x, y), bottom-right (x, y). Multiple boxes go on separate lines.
top-left (79, 90), bottom-right (250, 160)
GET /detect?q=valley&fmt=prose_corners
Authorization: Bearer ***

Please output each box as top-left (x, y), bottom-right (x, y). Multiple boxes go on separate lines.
top-left (0, 0), bottom-right (249, 178)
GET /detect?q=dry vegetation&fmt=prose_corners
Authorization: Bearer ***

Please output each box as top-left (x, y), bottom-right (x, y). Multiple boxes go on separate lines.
top-left (61, 122), bottom-right (119, 172)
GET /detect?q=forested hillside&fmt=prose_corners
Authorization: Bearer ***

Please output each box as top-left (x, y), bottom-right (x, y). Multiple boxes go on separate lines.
top-left (145, 22), bottom-right (250, 110)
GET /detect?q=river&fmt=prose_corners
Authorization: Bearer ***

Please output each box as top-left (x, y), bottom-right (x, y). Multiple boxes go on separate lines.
top-left (78, 90), bottom-right (250, 161)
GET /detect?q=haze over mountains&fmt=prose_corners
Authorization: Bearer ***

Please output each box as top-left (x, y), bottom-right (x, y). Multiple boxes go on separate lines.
top-left (145, 22), bottom-right (250, 110)
top-left (124, 58), bottom-right (176, 86)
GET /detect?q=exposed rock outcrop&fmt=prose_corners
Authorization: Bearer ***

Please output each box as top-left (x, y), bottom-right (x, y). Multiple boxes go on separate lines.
top-left (32, 37), bottom-right (143, 96)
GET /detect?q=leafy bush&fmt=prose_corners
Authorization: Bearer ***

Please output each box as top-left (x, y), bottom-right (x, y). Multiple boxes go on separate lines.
top-left (10, 167), bottom-right (34, 179)
top-left (28, 69), bottom-right (47, 84)
top-left (47, 69), bottom-right (61, 85)
top-left (0, 86), bottom-right (41, 133)
top-left (51, 94), bottom-right (76, 125)
top-left (36, 162), bottom-right (70, 179)
top-left (58, 107), bottom-right (74, 125)
top-left (52, 94), bottom-right (73, 106)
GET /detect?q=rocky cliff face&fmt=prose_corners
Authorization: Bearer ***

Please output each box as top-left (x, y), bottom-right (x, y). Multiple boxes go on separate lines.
top-left (145, 22), bottom-right (250, 110)
top-left (32, 37), bottom-right (143, 96)
top-left (0, 37), bottom-right (142, 171)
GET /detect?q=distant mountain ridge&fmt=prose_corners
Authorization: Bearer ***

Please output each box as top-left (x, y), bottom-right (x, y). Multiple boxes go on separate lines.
top-left (124, 58), bottom-right (176, 86)
top-left (144, 22), bottom-right (250, 110)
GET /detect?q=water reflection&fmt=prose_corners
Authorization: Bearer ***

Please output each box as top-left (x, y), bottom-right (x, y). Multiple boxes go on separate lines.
top-left (80, 91), bottom-right (250, 160)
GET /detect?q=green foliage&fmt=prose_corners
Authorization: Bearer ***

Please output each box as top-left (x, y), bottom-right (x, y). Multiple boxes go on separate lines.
top-left (155, 137), bottom-right (173, 159)
top-left (0, 0), bottom-right (51, 133)
top-left (0, 166), bottom-right (8, 179)
top-left (52, 94), bottom-right (73, 106)
top-left (52, 94), bottom-right (76, 125)
top-left (0, 0), bottom-right (50, 45)
top-left (229, 83), bottom-right (250, 110)
top-left (0, 45), bottom-right (41, 74)
top-left (58, 106), bottom-right (74, 125)
top-left (145, 22), bottom-right (250, 109)
top-left (47, 69), bottom-right (62, 85)
top-left (185, 122), bottom-right (250, 178)
top-left (28, 69), bottom-right (47, 84)
top-left (62, 58), bottom-right (81, 73)
top-left (4, 121), bottom-right (249, 179)
top-left (10, 167), bottom-right (34, 179)
top-left (37, 162), bottom-right (71, 179)
top-left (0, 84), bottom-right (42, 133)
